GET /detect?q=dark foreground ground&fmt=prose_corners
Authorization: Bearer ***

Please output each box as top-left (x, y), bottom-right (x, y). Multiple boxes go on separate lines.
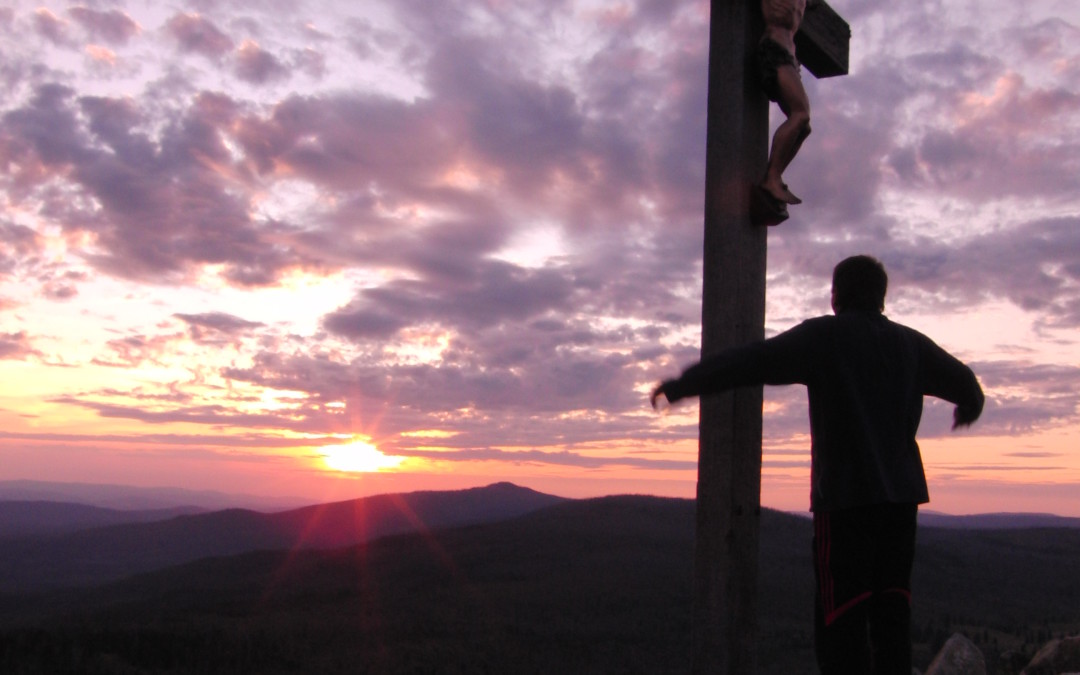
top-left (1, 496), bottom-right (1078, 674)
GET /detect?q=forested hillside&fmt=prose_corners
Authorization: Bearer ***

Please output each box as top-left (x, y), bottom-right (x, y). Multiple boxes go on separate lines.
top-left (1, 494), bottom-right (1077, 674)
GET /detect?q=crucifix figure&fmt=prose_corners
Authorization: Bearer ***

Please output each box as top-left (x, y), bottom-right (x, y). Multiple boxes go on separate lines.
top-left (758, 0), bottom-right (814, 207)
top-left (656, 1), bottom-right (851, 673)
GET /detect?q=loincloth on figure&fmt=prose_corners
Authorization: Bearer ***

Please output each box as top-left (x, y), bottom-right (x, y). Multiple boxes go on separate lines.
top-left (757, 37), bottom-right (800, 102)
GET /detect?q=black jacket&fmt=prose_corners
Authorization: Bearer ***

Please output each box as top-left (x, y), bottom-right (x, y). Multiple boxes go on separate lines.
top-left (661, 310), bottom-right (984, 511)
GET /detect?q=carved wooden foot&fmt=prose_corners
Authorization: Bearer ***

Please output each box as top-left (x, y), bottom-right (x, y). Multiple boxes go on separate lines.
top-left (751, 185), bottom-right (790, 226)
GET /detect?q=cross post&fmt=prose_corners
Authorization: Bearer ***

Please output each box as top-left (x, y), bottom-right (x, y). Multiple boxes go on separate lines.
top-left (694, 1), bottom-right (849, 673)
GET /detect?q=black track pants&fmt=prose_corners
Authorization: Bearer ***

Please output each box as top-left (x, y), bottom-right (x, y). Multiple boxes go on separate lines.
top-left (813, 503), bottom-right (917, 675)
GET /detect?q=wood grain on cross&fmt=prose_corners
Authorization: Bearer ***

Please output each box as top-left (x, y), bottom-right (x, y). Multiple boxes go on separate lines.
top-left (694, 1), bottom-right (849, 674)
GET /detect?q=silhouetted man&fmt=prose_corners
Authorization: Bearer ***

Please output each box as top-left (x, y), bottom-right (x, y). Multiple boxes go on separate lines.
top-left (758, 0), bottom-right (814, 206)
top-left (650, 255), bottom-right (984, 674)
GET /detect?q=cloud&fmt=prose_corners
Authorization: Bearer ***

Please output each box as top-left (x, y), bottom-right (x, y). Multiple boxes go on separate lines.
top-left (761, 212), bottom-right (1080, 333)
top-left (0, 331), bottom-right (37, 359)
top-left (0, 85), bottom-right (323, 286)
top-left (0, 222), bottom-right (44, 277)
top-left (422, 38), bottom-right (587, 192)
top-left (887, 73), bottom-right (1080, 202)
top-left (233, 91), bottom-right (459, 193)
top-left (68, 8), bottom-right (139, 45)
top-left (165, 13), bottom-right (234, 59)
top-left (41, 280), bottom-right (80, 300)
top-left (33, 9), bottom-right (70, 46)
top-left (6, 1), bottom-right (709, 301)
top-left (172, 311), bottom-right (266, 348)
top-left (92, 332), bottom-right (185, 369)
top-left (324, 260), bottom-right (575, 338)
top-left (0, 429), bottom-right (338, 449)
top-left (291, 47), bottom-right (326, 79)
top-left (887, 216), bottom-right (1080, 327)
top-left (235, 40), bottom-right (287, 84)
top-left (400, 446), bottom-right (698, 471)
top-left (51, 396), bottom-right (314, 431)
top-left (966, 360), bottom-right (1080, 431)
top-left (927, 463), bottom-right (1067, 473)
top-left (174, 313), bottom-right (261, 331)
top-left (344, 17), bottom-right (400, 61)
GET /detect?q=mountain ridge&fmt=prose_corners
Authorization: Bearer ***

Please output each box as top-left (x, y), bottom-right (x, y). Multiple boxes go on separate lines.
top-left (0, 482), bottom-right (565, 593)
top-left (0, 501), bottom-right (204, 540)
top-left (917, 510), bottom-right (1080, 529)
top-left (0, 479), bottom-right (310, 512)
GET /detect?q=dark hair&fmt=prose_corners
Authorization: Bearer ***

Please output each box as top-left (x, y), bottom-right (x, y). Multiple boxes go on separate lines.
top-left (832, 255), bottom-right (887, 312)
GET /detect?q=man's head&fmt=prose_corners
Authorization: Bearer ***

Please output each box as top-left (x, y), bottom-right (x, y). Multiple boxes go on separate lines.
top-left (831, 255), bottom-right (887, 313)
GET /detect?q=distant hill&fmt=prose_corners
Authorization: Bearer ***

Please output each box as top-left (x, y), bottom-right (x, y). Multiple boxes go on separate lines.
top-left (0, 501), bottom-right (202, 540)
top-left (0, 479), bottom-right (310, 512)
top-left (918, 511), bottom-right (1080, 529)
top-left (0, 482), bottom-right (565, 592)
top-left (1, 494), bottom-right (1077, 674)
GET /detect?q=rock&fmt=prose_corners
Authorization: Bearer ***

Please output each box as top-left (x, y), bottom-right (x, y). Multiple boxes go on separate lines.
top-left (1021, 635), bottom-right (1080, 675)
top-left (925, 633), bottom-right (987, 675)
top-left (1004, 650), bottom-right (1033, 673)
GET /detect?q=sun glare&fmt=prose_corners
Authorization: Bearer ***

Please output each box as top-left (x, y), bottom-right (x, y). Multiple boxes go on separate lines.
top-left (321, 440), bottom-right (404, 473)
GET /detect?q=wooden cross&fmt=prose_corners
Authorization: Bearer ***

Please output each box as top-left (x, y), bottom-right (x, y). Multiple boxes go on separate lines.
top-left (694, 1), bottom-right (849, 673)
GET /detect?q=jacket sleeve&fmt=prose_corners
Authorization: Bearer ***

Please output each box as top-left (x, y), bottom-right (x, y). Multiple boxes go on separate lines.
top-left (661, 321), bottom-right (820, 403)
top-left (917, 335), bottom-right (985, 421)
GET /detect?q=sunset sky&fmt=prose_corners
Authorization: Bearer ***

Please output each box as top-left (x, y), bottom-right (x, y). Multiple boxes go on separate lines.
top-left (1, 0), bottom-right (1078, 515)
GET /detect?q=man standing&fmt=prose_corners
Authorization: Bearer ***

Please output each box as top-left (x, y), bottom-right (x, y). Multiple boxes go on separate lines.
top-left (758, 0), bottom-right (814, 206)
top-left (650, 256), bottom-right (984, 674)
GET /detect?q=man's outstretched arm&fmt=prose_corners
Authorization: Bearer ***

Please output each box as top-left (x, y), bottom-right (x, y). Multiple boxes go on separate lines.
top-left (918, 337), bottom-right (985, 429)
top-left (650, 342), bottom-right (768, 410)
top-left (650, 322), bottom-right (817, 410)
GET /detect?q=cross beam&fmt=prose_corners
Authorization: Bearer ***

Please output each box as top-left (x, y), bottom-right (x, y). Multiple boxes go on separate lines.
top-left (694, 1), bottom-right (849, 673)
top-left (796, 1), bottom-right (851, 79)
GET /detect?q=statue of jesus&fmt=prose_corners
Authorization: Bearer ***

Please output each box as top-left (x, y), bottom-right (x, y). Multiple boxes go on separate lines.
top-left (758, 0), bottom-right (815, 206)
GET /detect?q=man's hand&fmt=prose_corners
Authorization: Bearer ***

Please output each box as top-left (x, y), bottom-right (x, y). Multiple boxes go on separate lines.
top-left (650, 383), bottom-right (668, 411)
top-left (952, 404), bottom-right (981, 430)
top-left (952, 385), bottom-right (984, 430)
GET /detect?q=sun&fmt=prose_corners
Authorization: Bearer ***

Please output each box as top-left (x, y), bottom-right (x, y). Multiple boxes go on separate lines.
top-left (321, 440), bottom-right (404, 473)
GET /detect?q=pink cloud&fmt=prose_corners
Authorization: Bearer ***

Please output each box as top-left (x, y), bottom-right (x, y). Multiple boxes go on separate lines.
top-left (174, 311), bottom-right (265, 346)
top-left (92, 332), bottom-right (186, 369)
top-left (33, 9), bottom-right (70, 46)
top-left (68, 7), bottom-right (139, 45)
top-left (235, 40), bottom-right (287, 84)
top-left (165, 13), bottom-right (234, 59)
top-left (0, 331), bottom-right (38, 360)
